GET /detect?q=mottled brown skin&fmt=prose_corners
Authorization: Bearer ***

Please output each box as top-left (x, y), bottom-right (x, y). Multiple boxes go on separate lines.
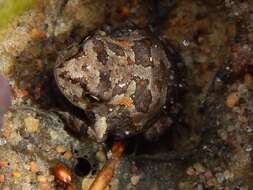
top-left (54, 28), bottom-right (176, 142)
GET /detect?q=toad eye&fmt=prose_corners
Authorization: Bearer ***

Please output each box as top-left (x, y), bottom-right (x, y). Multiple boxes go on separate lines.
top-left (89, 94), bottom-right (100, 102)
top-left (85, 93), bottom-right (101, 102)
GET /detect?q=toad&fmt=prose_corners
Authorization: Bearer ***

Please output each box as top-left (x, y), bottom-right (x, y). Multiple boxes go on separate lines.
top-left (54, 26), bottom-right (177, 142)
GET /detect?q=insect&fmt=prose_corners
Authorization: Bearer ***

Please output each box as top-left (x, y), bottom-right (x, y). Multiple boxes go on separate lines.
top-left (54, 26), bottom-right (177, 142)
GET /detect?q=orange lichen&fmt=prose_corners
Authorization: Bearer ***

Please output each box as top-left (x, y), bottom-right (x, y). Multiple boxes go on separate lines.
top-left (117, 97), bottom-right (133, 108)
top-left (55, 145), bottom-right (66, 154)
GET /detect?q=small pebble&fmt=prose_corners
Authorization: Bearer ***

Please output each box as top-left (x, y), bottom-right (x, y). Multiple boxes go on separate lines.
top-left (186, 167), bottom-right (195, 176)
top-left (193, 163), bottom-right (205, 174)
top-left (63, 151), bottom-right (73, 160)
top-left (0, 160), bottom-right (7, 168)
top-left (96, 148), bottom-right (106, 162)
top-left (245, 126), bottom-right (253, 133)
top-left (245, 144), bottom-right (252, 152)
top-left (244, 73), bottom-right (252, 88)
top-left (0, 174), bottom-right (5, 183)
top-left (182, 39), bottom-right (190, 47)
top-left (223, 170), bottom-right (233, 181)
top-left (12, 171), bottom-right (21, 178)
top-left (37, 175), bottom-right (47, 183)
top-left (226, 92), bottom-right (240, 108)
top-left (218, 129), bottom-right (228, 140)
top-left (24, 116), bottom-right (39, 133)
top-left (56, 145), bottom-right (66, 153)
top-left (30, 28), bottom-right (45, 39)
top-left (130, 175), bottom-right (140, 186)
top-left (0, 138), bottom-right (7, 146)
top-left (216, 172), bottom-right (225, 183)
top-left (206, 178), bottom-right (216, 187)
top-left (54, 163), bottom-right (71, 184)
top-left (29, 161), bottom-right (38, 173)
top-left (38, 182), bottom-right (51, 190)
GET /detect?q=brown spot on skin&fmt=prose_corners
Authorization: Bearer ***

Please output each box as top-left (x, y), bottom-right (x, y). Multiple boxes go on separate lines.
top-left (97, 71), bottom-right (112, 100)
top-left (111, 28), bottom-right (132, 38)
top-left (154, 84), bottom-right (160, 92)
top-left (112, 82), bottom-right (128, 96)
top-left (58, 73), bottom-right (85, 87)
top-left (73, 94), bottom-right (82, 103)
top-left (132, 79), bottom-right (152, 113)
top-left (92, 39), bottom-right (108, 65)
top-left (58, 71), bottom-right (68, 80)
top-left (70, 77), bottom-right (84, 85)
top-left (56, 61), bottom-right (67, 69)
top-left (106, 108), bottom-right (133, 133)
top-left (133, 40), bottom-right (152, 67)
top-left (139, 101), bottom-right (146, 110)
top-left (107, 42), bottom-right (125, 56)
top-left (110, 39), bottom-right (132, 48)
top-left (139, 80), bottom-right (146, 86)
top-left (151, 59), bottom-right (167, 93)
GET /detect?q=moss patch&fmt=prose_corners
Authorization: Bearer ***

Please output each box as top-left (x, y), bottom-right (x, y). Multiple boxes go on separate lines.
top-left (0, 0), bottom-right (36, 29)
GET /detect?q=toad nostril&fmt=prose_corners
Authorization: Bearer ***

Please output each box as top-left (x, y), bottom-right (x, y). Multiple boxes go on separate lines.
top-left (75, 157), bottom-right (92, 177)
